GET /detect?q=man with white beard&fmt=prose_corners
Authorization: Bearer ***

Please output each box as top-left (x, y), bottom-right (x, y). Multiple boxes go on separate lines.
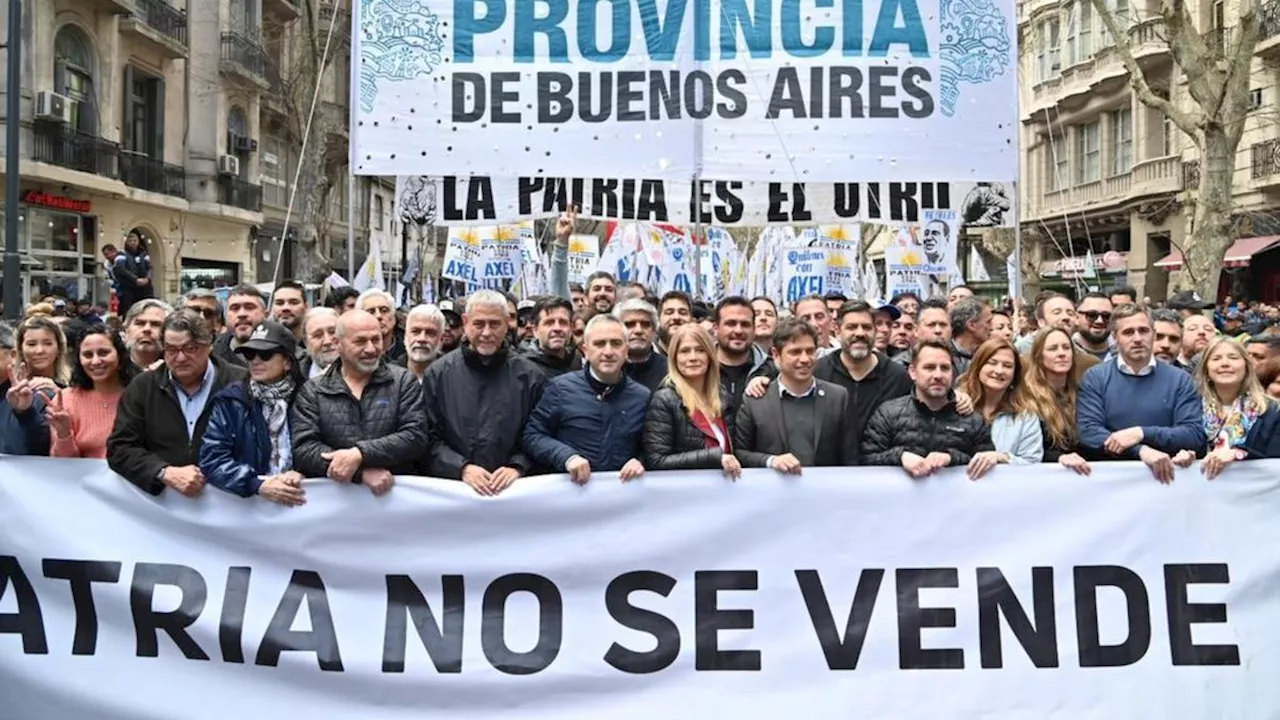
top-left (399, 304), bottom-right (446, 382)
top-left (300, 307), bottom-right (340, 379)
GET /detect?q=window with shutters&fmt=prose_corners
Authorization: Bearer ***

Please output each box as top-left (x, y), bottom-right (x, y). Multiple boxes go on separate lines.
top-left (123, 67), bottom-right (164, 159)
top-left (1077, 121), bottom-right (1101, 183)
top-left (53, 26), bottom-right (98, 134)
top-left (261, 136), bottom-right (290, 207)
top-left (1111, 108), bottom-right (1132, 174)
top-left (227, 106), bottom-right (250, 178)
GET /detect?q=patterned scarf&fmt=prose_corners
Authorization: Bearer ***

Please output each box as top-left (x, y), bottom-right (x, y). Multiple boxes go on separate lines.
top-left (1204, 397), bottom-right (1261, 451)
top-left (249, 376), bottom-right (296, 472)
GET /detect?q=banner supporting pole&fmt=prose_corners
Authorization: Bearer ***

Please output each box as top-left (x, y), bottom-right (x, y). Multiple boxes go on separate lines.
top-left (2, 0), bottom-right (23, 319)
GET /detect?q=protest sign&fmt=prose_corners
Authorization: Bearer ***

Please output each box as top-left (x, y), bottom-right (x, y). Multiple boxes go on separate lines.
top-left (404, 176), bottom-right (1015, 227)
top-left (782, 247), bottom-right (828, 303)
top-left (3, 458), bottom-right (1278, 718)
top-left (353, 0), bottom-right (1018, 183)
top-left (567, 234), bottom-right (600, 284)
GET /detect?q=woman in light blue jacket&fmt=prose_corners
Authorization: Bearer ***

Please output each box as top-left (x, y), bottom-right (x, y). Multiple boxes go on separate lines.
top-left (957, 338), bottom-right (1044, 465)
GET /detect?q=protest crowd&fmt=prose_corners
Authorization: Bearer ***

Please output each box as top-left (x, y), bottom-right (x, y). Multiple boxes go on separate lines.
top-left (3, 211), bottom-right (1280, 499)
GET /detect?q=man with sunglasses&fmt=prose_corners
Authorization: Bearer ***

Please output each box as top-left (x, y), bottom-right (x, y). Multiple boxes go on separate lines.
top-left (108, 310), bottom-right (245, 497)
top-left (1074, 293), bottom-right (1115, 362)
top-left (182, 289), bottom-right (224, 334)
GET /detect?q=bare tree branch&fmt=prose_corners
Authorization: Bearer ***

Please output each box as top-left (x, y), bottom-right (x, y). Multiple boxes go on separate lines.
top-left (1089, 0), bottom-right (1204, 138)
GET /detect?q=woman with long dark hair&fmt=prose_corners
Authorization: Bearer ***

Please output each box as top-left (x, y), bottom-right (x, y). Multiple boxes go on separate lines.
top-left (198, 322), bottom-right (307, 505)
top-left (47, 326), bottom-right (137, 458)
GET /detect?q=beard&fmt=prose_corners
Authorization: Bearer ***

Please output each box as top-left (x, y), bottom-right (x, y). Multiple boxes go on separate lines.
top-left (1081, 326), bottom-right (1109, 343)
top-left (843, 338), bottom-right (872, 361)
top-left (409, 346), bottom-right (439, 364)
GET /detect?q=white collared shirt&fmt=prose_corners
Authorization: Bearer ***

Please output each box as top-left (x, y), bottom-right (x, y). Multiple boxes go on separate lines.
top-left (778, 379), bottom-right (818, 398)
top-left (1116, 353), bottom-right (1157, 377)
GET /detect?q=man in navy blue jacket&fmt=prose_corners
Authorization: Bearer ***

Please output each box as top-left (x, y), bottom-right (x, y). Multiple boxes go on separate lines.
top-left (1077, 304), bottom-right (1205, 483)
top-left (523, 314), bottom-right (651, 484)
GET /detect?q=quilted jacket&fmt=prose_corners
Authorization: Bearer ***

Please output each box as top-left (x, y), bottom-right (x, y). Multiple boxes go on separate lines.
top-left (642, 386), bottom-right (735, 471)
top-left (861, 394), bottom-right (994, 467)
top-left (523, 367), bottom-right (650, 473)
top-left (290, 360), bottom-right (427, 479)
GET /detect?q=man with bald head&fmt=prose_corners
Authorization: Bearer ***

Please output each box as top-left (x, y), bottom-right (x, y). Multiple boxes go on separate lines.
top-left (291, 310), bottom-right (426, 495)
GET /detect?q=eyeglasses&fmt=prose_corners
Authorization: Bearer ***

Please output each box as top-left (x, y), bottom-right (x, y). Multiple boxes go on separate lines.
top-left (163, 343), bottom-right (208, 358)
top-left (240, 349), bottom-right (281, 362)
top-left (1082, 311), bottom-right (1112, 323)
top-left (192, 307), bottom-right (220, 319)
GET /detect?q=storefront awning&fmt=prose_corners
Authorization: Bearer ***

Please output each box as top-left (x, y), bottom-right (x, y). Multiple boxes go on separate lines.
top-left (1153, 236), bottom-right (1280, 270)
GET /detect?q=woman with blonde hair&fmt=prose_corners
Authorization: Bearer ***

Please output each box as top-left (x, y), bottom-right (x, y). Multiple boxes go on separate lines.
top-left (957, 337), bottom-right (1043, 468)
top-left (1190, 337), bottom-right (1280, 477)
top-left (1020, 327), bottom-right (1091, 474)
top-left (642, 324), bottom-right (742, 476)
top-left (16, 315), bottom-right (69, 390)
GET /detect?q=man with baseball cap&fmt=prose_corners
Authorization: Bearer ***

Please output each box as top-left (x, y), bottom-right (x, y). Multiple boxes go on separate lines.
top-left (438, 300), bottom-right (464, 354)
top-left (516, 299), bottom-right (538, 349)
top-left (872, 303), bottom-right (901, 354)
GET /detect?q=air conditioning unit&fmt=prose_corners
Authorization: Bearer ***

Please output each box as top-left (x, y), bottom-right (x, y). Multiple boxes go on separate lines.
top-left (218, 154), bottom-right (241, 176)
top-left (234, 135), bottom-right (258, 153)
top-left (35, 91), bottom-right (69, 123)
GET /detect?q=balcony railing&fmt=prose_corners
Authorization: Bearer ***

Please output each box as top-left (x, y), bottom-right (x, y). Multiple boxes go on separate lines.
top-left (133, 0), bottom-right (188, 47)
top-left (32, 122), bottom-right (120, 178)
top-left (1252, 139), bottom-right (1280, 179)
top-left (218, 176), bottom-right (263, 212)
top-left (120, 151), bottom-right (187, 198)
top-left (221, 32), bottom-right (267, 80)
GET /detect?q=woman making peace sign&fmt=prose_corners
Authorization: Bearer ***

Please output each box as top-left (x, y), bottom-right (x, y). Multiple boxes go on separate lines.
top-left (48, 326), bottom-right (136, 458)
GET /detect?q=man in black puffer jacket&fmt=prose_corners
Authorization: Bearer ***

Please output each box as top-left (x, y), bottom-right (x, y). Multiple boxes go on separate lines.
top-left (423, 291), bottom-right (545, 495)
top-left (290, 311), bottom-right (426, 495)
top-left (862, 339), bottom-right (998, 479)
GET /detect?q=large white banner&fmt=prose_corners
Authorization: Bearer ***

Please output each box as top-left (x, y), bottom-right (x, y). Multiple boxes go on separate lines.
top-left (3, 458), bottom-right (1280, 718)
top-left (353, 0), bottom-right (1018, 183)
top-left (401, 175), bottom-right (1015, 227)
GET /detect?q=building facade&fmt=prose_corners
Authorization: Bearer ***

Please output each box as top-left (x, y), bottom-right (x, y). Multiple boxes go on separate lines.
top-left (0, 0), bottom-right (392, 308)
top-left (1019, 0), bottom-right (1280, 302)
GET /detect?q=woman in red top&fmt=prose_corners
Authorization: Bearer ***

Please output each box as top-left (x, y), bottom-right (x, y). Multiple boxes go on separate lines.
top-left (641, 324), bottom-right (743, 478)
top-left (47, 326), bottom-right (137, 458)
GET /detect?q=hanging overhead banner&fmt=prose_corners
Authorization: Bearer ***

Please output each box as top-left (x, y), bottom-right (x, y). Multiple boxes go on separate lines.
top-left (397, 175), bottom-right (1015, 227)
top-left (3, 458), bottom-right (1279, 719)
top-left (352, 0), bottom-right (1018, 183)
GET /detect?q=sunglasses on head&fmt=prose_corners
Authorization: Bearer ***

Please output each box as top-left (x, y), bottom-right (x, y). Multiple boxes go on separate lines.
top-left (241, 349), bottom-right (281, 362)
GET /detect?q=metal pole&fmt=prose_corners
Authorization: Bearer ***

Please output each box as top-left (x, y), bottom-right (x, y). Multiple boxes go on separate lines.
top-left (346, 170), bottom-right (355, 281)
top-left (1013, 181), bottom-right (1023, 303)
top-left (3, 0), bottom-right (23, 320)
top-left (693, 177), bottom-right (703, 299)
